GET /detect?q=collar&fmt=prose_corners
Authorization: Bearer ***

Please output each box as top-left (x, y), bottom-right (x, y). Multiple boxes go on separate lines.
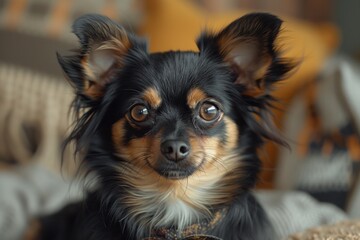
top-left (143, 209), bottom-right (226, 240)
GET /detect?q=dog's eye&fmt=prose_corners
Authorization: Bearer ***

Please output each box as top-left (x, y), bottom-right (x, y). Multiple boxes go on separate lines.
top-left (199, 103), bottom-right (219, 121)
top-left (198, 101), bottom-right (223, 124)
top-left (129, 104), bottom-right (149, 122)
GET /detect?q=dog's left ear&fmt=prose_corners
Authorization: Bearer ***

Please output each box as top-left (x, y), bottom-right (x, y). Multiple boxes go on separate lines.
top-left (197, 13), bottom-right (291, 97)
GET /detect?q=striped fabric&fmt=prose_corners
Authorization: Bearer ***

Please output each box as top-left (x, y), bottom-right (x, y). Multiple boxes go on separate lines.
top-left (295, 152), bottom-right (352, 191)
top-left (256, 191), bottom-right (348, 239)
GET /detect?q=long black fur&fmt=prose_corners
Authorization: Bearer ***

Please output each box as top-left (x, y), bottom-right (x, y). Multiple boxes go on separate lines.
top-left (39, 13), bottom-right (293, 240)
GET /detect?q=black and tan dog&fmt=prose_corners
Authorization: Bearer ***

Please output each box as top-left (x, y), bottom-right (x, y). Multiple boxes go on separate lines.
top-left (39, 13), bottom-right (292, 240)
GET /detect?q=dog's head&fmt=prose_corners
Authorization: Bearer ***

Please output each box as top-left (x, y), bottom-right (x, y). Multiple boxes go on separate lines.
top-left (59, 13), bottom-right (292, 231)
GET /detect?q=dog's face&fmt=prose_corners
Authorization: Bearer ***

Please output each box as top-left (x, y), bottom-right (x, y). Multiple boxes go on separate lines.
top-left (59, 13), bottom-right (291, 224)
top-left (110, 51), bottom-right (238, 180)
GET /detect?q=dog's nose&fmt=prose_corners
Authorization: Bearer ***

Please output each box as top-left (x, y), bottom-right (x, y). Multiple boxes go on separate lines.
top-left (161, 140), bottom-right (190, 162)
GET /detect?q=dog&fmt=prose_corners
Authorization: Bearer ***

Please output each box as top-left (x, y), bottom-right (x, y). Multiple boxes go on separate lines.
top-left (38, 13), bottom-right (293, 240)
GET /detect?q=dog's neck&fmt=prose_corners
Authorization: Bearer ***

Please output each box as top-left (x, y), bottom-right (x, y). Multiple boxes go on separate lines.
top-left (144, 208), bottom-right (226, 240)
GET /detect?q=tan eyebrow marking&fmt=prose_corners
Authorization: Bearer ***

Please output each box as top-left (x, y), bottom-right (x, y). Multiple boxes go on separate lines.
top-left (143, 87), bottom-right (162, 108)
top-left (187, 88), bottom-right (207, 109)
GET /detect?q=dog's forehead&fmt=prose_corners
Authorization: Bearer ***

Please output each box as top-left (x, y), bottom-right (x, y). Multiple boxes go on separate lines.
top-left (149, 51), bottom-right (207, 85)
top-left (143, 51), bottom-right (229, 101)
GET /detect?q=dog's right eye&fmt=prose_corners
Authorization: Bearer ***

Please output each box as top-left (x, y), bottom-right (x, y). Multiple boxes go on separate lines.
top-left (129, 104), bottom-right (150, 122)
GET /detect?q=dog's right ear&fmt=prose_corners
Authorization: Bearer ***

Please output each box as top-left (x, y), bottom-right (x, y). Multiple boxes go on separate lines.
top-left (57, 14), bottom-right (147, 102)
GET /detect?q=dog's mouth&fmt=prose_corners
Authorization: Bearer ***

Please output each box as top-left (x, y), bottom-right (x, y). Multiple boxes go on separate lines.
top-left (142, 147), bottom-right (207, 180)
top-left (152, 157), bottom-right (204, 180)
top-left (157, 168), bottom-right (196, 180)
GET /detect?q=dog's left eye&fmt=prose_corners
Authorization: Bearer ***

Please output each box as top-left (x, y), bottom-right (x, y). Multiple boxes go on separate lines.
top-left (200, 103), bottom-right (219, 121)
top-left (197, 100), bottom-right (223, 125)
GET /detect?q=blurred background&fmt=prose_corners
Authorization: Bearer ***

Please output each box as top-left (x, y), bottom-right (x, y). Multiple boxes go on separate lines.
top-left (0, 0), bottom-right (360, 239)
